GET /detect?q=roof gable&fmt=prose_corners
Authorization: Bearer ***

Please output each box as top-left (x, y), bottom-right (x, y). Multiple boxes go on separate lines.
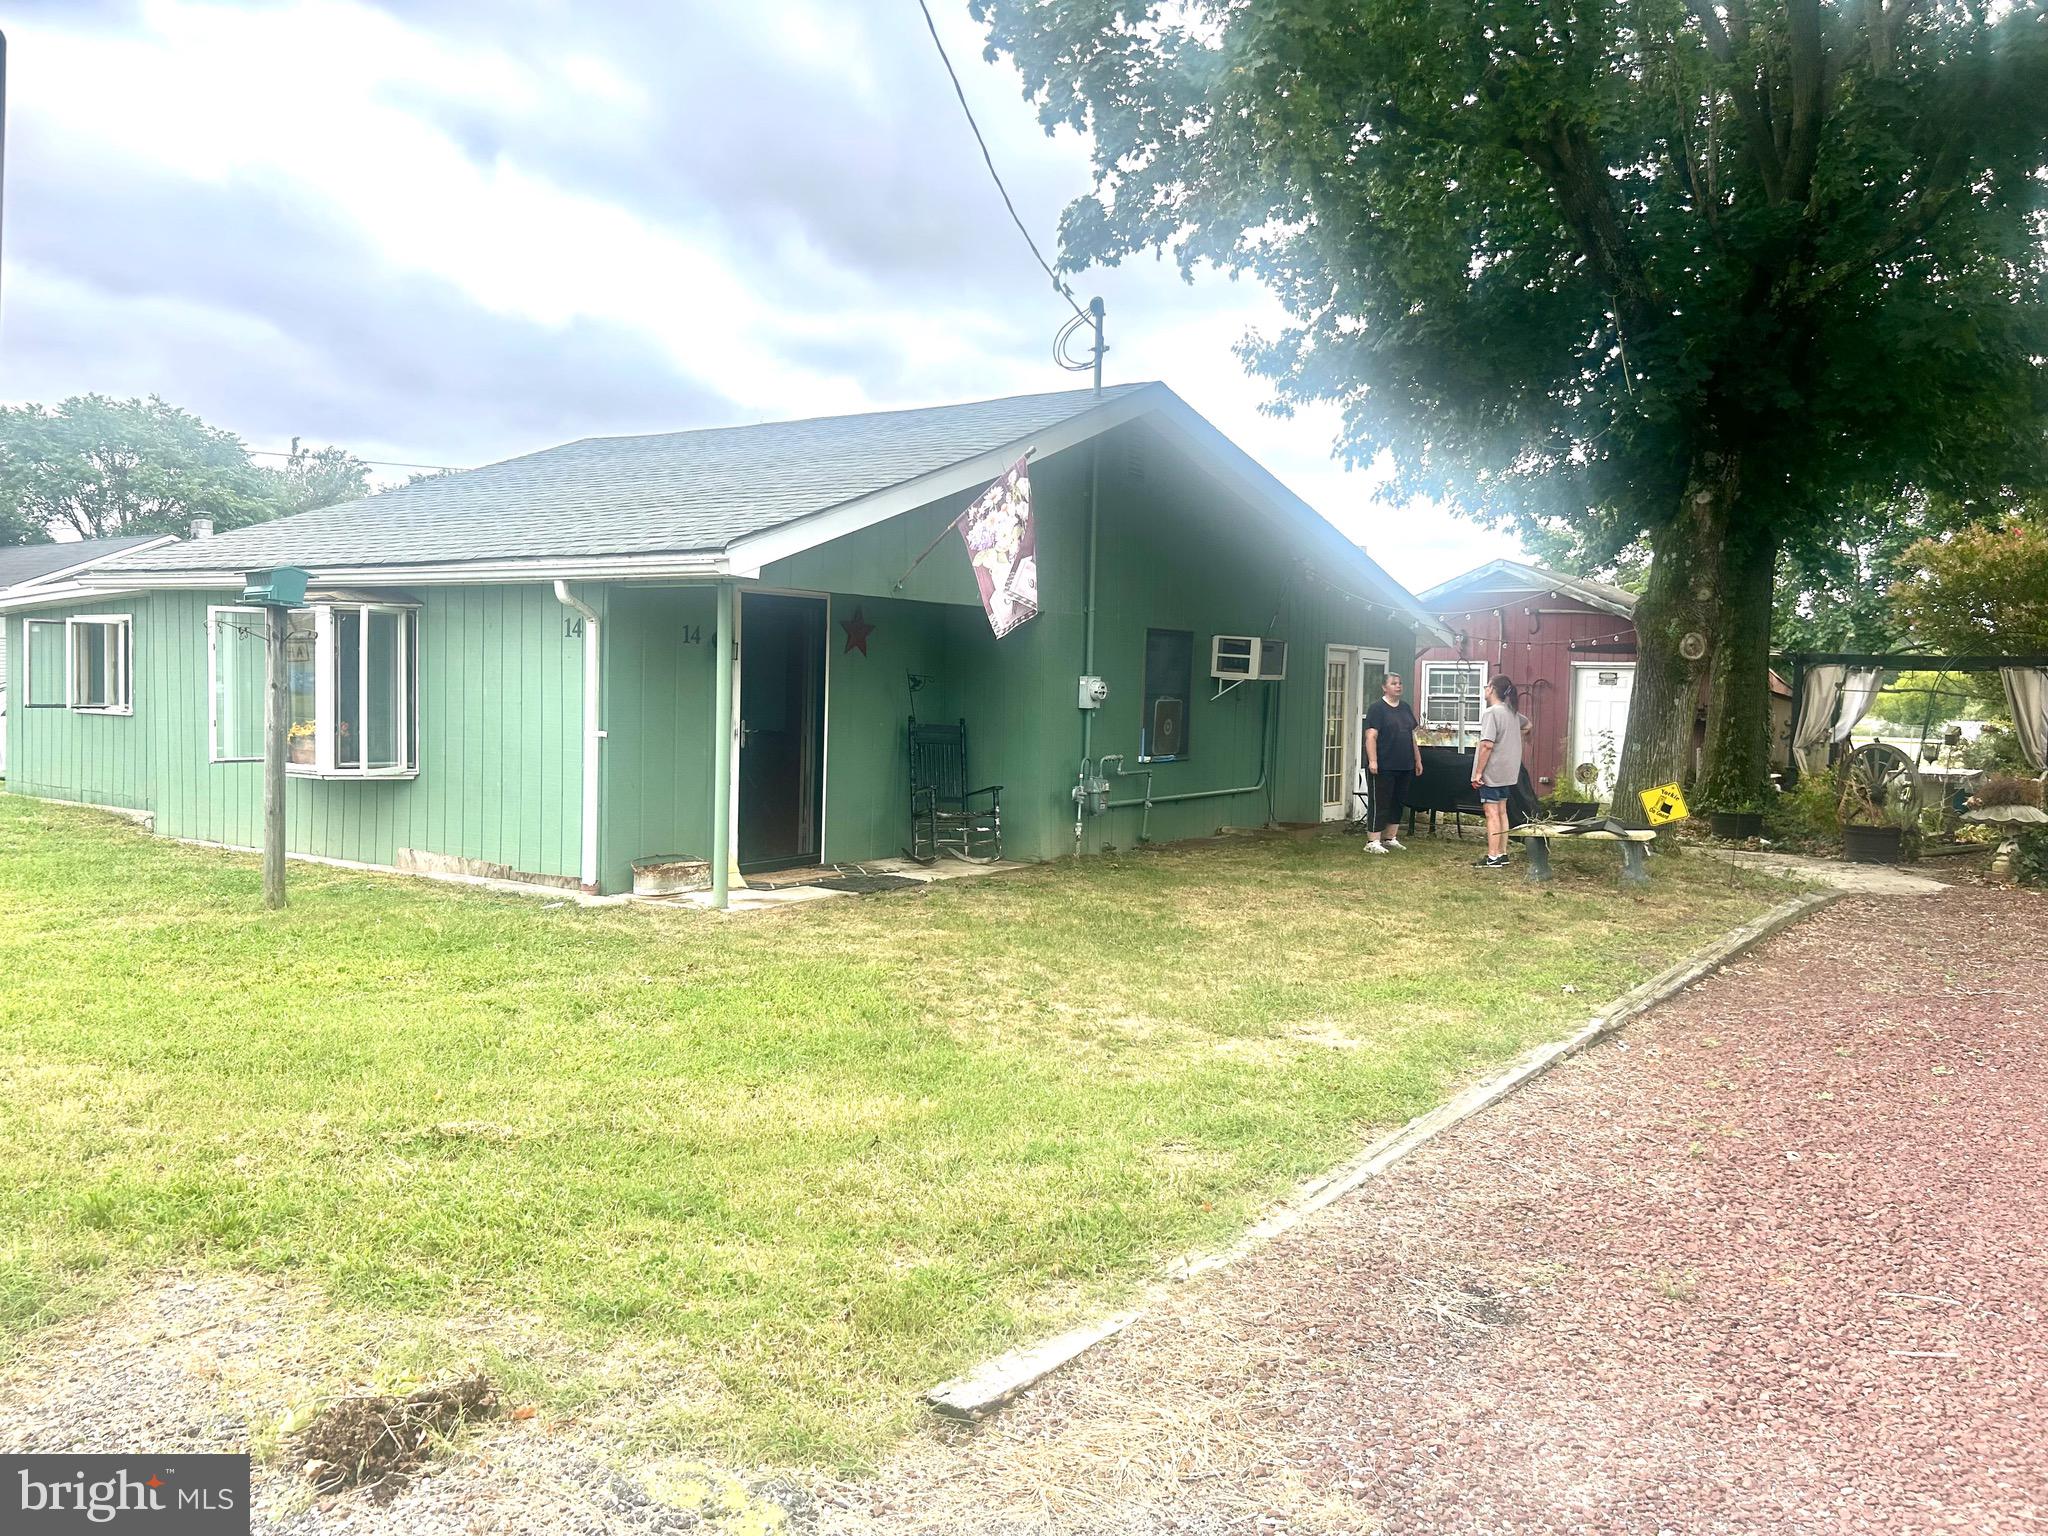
top-left (1419, 558), bottom-right (1638, 621)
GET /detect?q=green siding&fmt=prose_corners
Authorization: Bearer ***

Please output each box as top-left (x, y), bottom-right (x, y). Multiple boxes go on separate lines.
top-left (749, 418), bottom-right (1417, 865)
top-left (7, 586), bottom-right (585, 885)
top-left (4, 419), bottom-right (1422, 891)
top-left (598, 584), bottom-right (715, 893)
top-left (2, 599), bottom-right (156, 812)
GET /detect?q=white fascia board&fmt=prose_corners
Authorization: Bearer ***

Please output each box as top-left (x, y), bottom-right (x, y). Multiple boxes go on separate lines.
top-left (0, 581), bottom-right (151, 614)
top-left (721, 384), bottom-right (1169, 577)
top-left (73, 550), bottom-right (732, 591)
top-left (1140, 396), bottom-right (1455, 646)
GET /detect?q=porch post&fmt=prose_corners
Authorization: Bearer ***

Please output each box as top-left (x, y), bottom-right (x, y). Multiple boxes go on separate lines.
top-left (711, 581), bottom-right (736, 910)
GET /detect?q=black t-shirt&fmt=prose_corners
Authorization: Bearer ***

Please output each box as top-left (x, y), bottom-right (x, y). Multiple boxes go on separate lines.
top-left (1364, 697), bottom-right (1418, 771)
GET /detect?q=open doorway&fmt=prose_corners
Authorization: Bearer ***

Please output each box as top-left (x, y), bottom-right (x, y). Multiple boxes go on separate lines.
top-left (738, 592), bottom-right (828, 872)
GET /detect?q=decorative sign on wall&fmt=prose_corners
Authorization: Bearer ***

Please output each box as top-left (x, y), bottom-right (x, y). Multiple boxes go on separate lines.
top-left (840, 607), bottom-right (875, 656)
top-left (958, 456), bottom-right (1038, 638)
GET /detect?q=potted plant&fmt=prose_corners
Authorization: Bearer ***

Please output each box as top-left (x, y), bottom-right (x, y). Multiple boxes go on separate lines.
top-left (1837, 775), bottom-right (1911, 863)
top-left (1547, 762), bottom-right (1601, 821)
top-left (1708, 794), bottom-right (1770, 841)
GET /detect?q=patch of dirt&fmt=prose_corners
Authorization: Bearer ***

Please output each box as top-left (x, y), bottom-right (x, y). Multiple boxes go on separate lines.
top-left (293, 1376), bottom-right (498, 1496)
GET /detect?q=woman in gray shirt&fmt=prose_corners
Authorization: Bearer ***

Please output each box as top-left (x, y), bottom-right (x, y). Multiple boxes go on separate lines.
top-left (1469, 675), bottom-right (1522, 869)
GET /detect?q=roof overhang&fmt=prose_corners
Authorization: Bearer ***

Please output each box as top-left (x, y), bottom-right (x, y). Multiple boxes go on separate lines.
top-left (75, 549), bottom-right (732, 592)
top-left (0, 581), bottom-right (155, 614)
top-left (0, 535), bottom-right (179, 602)
top-left (77, 386), bottom-right (1449, 640)
top-left (1420, 558), bottom-right (1636, 621)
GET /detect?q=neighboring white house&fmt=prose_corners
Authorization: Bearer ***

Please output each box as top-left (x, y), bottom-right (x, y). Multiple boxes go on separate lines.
top-left (0, 535), bottom-right (177, 775)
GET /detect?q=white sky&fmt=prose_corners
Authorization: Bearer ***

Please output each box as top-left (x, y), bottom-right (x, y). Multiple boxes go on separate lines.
top-left (0, 0), bottom-right (1525, 590)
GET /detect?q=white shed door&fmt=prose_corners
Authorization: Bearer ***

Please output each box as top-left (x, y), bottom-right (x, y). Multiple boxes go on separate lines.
top-left (1570, 664), bottom-right (1635, 801)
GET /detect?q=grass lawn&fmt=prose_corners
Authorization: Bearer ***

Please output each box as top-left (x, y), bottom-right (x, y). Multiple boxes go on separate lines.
top-left (0, 796), bottom-right (1798, 1467)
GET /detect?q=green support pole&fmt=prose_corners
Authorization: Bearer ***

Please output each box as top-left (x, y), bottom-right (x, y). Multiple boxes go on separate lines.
top-left (711, 582), bottom-right (735, 910)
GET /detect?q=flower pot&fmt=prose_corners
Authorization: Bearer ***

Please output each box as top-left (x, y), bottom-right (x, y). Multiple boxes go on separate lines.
top-left (1841, 823), bottom-right (1905, 864)
top-left (1710, 811), bottom-right (1763, 840)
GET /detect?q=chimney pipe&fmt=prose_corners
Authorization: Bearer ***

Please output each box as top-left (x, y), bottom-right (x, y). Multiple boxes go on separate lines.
top-left (190, 516), bottom-right (214, 539)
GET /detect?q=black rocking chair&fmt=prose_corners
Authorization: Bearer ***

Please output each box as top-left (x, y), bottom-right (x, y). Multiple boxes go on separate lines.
top-left (908, 718), bottom-right (1003, 863)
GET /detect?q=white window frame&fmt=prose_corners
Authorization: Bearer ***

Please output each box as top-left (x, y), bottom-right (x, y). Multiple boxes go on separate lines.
top-left (65, 615), bottom-right (134, 715)
top-left (285, 601), bottom-right (420, 780)
top-left (207, 605), bottom-right (266, 763)
top-left (22, 620), bottom-right (69, 707)
top-left (1420, 661), bottom-right (1485, 731)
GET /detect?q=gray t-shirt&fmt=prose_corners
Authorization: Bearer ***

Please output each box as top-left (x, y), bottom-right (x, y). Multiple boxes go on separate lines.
top-left (1479, 701), bottom-right (1523, 787)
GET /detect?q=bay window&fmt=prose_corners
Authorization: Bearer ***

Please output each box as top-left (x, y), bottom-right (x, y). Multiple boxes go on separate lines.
top-left (210, 600), bottom-right (418, 777)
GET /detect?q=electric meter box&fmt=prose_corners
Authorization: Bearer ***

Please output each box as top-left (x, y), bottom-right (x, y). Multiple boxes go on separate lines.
top-left (1077, 675), bottom-right (1109, 709)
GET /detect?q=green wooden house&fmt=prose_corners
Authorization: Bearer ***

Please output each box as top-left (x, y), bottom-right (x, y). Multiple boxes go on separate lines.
top-left (1, 384), bottom-right (1446, 899)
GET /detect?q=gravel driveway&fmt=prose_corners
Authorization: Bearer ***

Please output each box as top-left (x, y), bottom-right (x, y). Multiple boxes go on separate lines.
top-left (822, 884), bottom-right (2047, 1535)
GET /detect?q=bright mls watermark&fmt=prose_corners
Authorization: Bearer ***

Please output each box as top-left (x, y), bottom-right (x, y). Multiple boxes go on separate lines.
top-left (3, 1455), bottom-right (249, 1534)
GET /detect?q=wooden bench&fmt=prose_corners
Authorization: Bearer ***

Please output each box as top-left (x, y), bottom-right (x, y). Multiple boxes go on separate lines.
top-left (1509, 822), bottom-right (1658, 885)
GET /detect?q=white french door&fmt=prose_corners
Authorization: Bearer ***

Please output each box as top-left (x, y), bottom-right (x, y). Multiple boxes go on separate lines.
top-left (1321, 645), bottom-right (1389, 821)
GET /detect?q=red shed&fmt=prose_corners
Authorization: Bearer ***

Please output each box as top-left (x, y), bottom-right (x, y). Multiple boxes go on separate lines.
top-left (1410, 559), bottom-right (1790, 803)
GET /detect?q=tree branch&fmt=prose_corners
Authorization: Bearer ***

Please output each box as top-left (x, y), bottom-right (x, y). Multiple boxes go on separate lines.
top-left (1517, 121), bottom-right (1662, 336)
top-left (1685, 0), bottom-right (1787, 201)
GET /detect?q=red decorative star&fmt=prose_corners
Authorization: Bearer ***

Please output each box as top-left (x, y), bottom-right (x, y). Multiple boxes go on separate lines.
top-left (840, 606), bottom-right (875, 656)
top-left (147, 1477), bottom-right (164, 1489)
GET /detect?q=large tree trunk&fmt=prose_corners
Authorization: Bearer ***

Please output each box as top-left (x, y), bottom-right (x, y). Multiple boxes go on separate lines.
top-left (1697, 520), bottom-right (1780, 810)
top-left (1612, 453), bottom-right (1740, 827)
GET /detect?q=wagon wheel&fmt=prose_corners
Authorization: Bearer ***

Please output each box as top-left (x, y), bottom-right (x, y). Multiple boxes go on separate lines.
top-left (1844, 741), bottom-right (1913, 801)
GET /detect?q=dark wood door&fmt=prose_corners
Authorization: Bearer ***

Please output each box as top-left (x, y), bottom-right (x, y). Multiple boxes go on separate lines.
top-left (737, 593), bottom-right (827, 871)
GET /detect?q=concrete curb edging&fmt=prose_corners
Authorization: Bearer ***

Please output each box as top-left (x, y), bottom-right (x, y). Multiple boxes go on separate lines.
top-left (925, 888), bottom-right (1840, 1421)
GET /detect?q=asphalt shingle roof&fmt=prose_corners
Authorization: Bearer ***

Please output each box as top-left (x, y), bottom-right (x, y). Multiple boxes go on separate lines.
top-left (0, 535), bottom-right (169, 589)
top-left (111, 385), bottom-right (1152, 575)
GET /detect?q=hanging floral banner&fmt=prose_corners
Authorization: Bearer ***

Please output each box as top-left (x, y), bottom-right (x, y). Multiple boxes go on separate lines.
top-left (957, 455), bottom-right (1038, 637)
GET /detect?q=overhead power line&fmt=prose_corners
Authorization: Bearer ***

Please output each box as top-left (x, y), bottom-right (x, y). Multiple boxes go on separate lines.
top-left (915, 0), bottom-right (1087, 324)
top-left (248, 448), bottom-right (465, 473)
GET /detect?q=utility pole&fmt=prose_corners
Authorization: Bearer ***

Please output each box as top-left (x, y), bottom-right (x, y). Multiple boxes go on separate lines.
top-left (1088, 296), bottom-right (1106, 397)
top-left (263, 605), bottom-right (287, 909)
top-left (242, 567), bottom-right (309, 909)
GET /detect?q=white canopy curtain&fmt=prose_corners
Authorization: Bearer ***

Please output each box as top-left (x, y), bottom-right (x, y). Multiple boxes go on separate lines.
top-left (1792, 665), bottom-right (1846, 774)
top-left (1831, 668), bottom-right (1884, 744)
top-left (2002, 667), bottom-right (2048, 771)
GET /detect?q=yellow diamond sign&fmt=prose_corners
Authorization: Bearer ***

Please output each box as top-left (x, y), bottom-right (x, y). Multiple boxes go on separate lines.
top-left (1639, 782), bottom-right (1689, 826)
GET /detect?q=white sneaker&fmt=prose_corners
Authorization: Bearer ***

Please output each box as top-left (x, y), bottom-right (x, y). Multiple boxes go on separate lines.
top-left (1385, 837), bottom-right (1406, 850)
top-left (1364, 841), bottom-right (1388, 854)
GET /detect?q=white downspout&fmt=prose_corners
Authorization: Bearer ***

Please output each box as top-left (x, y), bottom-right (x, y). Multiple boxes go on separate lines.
top-left (553, 581), bottom-right (604, 893)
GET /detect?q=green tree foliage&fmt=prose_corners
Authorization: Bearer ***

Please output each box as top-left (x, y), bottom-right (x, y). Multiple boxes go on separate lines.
top-left (977, 0), bottom-right (2048, 813)
top-left (0, 396), bottom-right (370, 542)
top-left (1891, 515), bottom-right (2048, 655)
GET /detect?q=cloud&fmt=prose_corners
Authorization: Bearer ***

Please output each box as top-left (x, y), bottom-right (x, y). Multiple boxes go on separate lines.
top-left (0, 0), bottom-right (1523, 589)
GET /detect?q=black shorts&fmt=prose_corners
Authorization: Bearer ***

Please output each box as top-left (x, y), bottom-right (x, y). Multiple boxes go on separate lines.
top-left (1373, 769), bottom-right (1413, 828)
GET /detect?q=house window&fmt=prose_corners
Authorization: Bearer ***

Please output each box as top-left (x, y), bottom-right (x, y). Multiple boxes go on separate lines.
top-left (1140, 628), bottom-right (1193, 761)
top-left (271, 602), bottom-right (419, 778)
top-left (208, 607), bottom-right (266, 762)
top-left (24, 620), bottom-right (68, 706)
top-left (1421, 662), bottom-right (1485, 728)
top-left (66, 616), bottom-right (133, 714)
